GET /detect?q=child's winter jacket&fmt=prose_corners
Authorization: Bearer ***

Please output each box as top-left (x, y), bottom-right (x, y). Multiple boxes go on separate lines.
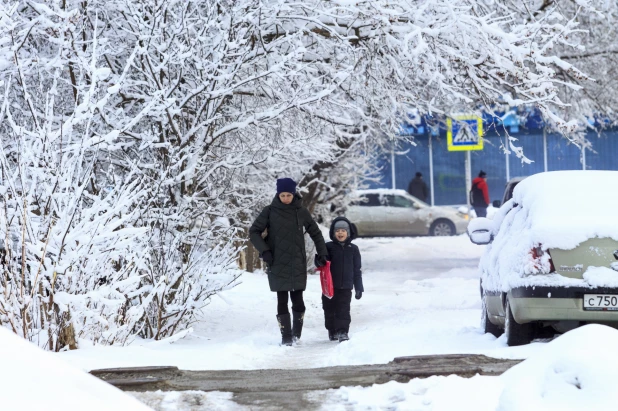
top-left (326, 216), bottom-right (364, 292)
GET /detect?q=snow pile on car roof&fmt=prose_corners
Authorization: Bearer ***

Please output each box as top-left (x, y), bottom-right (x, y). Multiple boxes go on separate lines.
top-left (0, 327), bottom-right (150, 410)
top-left (513, 170), bottom-right (618, 249)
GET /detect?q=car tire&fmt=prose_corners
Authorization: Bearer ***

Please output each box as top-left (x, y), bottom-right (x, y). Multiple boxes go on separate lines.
top-left (482, 296), bottom-right (503, 338)
top-left (429, 219), bottom-right (455, 236)
top-left (505, 298), bottom-right (534, 346)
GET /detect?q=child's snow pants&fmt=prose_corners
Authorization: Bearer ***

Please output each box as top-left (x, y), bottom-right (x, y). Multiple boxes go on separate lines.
top-left (322, 288), bottom-right (352, 333)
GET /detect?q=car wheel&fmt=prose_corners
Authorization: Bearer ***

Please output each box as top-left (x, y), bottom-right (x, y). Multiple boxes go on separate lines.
top-left (429, 219), bottom-right (455, 236)
top-left (505, 298), bottom-right (534, 346)
top-left (482, 295), bottom-right (503, 338)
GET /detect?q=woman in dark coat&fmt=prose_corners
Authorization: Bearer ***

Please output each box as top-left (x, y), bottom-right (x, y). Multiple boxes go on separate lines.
top-left (249, 178), bottom-right (328, 346)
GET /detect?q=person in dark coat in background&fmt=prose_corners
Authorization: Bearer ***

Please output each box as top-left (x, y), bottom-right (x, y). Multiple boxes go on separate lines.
top-left (249, 178), bottom-right (328, 346)
top-left (471, 170), bottom-right (490, 218)
top-left (407, 172), bottom-right (429, 202)
top-left (319, 216), bottom-right (364, 342)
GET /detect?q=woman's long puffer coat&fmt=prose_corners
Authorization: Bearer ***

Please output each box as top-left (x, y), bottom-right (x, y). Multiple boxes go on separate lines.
top-left (249, 194), bottom-right (327, 292)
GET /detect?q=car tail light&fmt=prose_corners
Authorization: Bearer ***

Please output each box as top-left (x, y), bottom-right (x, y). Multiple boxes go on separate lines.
top-left (531, 245), bottom-right (555, 273)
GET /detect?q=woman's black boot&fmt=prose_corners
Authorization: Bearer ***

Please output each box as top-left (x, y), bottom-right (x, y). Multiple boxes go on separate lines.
top-left (276, 314), bottom-right (293, 346)
top-left (292, 310), bottom-right (304, 341)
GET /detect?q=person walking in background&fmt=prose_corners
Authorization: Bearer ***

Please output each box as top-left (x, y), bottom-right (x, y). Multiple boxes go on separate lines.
top-left (249, 178), bottom-right (329, 346)
top-left (320, 217), bottom-right (364, 343)
top-left (471, 170), bottom-right (490, 218)
top-left (407, 172), bottom-right (429, 202)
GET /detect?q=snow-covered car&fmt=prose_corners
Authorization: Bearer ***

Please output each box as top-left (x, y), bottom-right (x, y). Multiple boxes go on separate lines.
top-left (469, 170), bottom-right (618, 346)
top-left (347, 189), bottom-right (469, 237)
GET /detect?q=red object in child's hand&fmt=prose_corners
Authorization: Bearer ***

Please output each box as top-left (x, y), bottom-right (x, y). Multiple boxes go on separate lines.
top-left (317, 261), bottom-right (334, 299)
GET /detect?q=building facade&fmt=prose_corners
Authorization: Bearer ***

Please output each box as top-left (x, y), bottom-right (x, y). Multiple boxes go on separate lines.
top-left (370, 111), bottom-right (617, 206)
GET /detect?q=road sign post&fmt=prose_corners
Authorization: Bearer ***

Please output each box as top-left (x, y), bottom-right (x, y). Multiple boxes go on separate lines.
top-left (447, 115), bottom-right (484, 210)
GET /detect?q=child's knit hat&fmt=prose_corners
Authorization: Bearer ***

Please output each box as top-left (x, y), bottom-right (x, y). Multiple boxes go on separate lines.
top-left (334, 220), bottom-right (350, 236)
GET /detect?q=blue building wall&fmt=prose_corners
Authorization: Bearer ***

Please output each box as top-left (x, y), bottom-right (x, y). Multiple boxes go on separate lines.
top-left (371, 127), bottom-right (618, 206)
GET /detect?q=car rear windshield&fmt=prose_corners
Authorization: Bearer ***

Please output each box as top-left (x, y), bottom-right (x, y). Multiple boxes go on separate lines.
top-left (353, 194), bottom-right (380, 206)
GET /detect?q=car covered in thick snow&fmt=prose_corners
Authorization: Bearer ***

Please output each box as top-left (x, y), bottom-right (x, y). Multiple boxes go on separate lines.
top-left (347, 189), bottom-right (469, 237)
top-left (468, 170), bottom-right (618, 346)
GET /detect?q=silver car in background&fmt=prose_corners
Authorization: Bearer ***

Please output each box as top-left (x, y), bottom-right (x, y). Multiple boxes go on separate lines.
top-left (346, 189), bottom-right (469, 237)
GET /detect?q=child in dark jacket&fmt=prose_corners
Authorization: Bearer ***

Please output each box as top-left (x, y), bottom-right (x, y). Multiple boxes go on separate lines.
top-left (319, 216), bottom-right (364, 342)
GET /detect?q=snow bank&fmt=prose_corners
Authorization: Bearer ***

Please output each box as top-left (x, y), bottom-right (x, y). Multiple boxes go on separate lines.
top-left (318, 324), bottom-right (618, 410)
top-left (479, 170), bottom-right (618, 291)
top-left (0, 327), bottom-right (150, 410)
top-left (498, 324), bottom-right (618, 410)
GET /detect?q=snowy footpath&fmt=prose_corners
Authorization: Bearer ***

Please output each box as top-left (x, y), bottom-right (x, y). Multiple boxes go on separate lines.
top-left (60, 235), bottom-right (530, 372)
top-left (57, 235), bottom-right (617, 409)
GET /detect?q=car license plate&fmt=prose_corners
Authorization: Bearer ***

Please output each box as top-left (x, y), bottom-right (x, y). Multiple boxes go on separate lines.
top-left (583, 294), bottom-right (618, 311)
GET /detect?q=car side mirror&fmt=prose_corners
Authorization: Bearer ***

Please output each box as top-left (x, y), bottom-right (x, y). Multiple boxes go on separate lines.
top-left (469, 229), bottom-right (493, 245)
top-left (467, 217), bottom-right (494, 245)
top-left (411, 202), bottom-right (421, 209)
top-left (492, 200), bottom-right (501, 208)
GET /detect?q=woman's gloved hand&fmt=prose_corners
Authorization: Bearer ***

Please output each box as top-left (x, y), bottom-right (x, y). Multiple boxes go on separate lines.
top-left (314, 254), bottom-right (328, 267)
top-left (355, 290), bottom-right (363, 300)
top-left (261, 250), bottom-right (273, 265)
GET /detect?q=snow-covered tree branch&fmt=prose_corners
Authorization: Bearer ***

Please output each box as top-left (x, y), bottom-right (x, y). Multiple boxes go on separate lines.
top-left (0, 0), bottom-right (602, 349)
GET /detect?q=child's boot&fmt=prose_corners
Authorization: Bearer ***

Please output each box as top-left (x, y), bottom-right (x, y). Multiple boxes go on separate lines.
top-left (338, 330), bottom-right (349, 342)
top-left (292, 310), bottom-right (304, 342)
top-left (276, 314), bottom-right (293, 346)
top-left (328, 330), bottom-right (338, 341)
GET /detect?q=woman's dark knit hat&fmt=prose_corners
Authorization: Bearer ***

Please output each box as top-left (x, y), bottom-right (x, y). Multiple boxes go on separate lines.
top-left (276, 178), bottom-right (297, 194)
top-left (478, 170), bottom-right (487, 178)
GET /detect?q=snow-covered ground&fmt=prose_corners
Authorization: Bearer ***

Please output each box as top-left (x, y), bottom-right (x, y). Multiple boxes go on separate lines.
top-left (315, 324), bottom-right (618, 410)
top-left (55, 233), bottom-right (607, 410)
top-left (52, 234), bottom-right (618, 409)
top-left (0, 326), bottom-right (149, 410)
top-left (59, 235), bottom-right (541, 373)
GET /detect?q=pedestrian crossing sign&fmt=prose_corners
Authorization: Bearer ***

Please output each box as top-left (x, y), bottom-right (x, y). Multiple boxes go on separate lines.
top-left (447, 115), bottom-right (484, 151)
